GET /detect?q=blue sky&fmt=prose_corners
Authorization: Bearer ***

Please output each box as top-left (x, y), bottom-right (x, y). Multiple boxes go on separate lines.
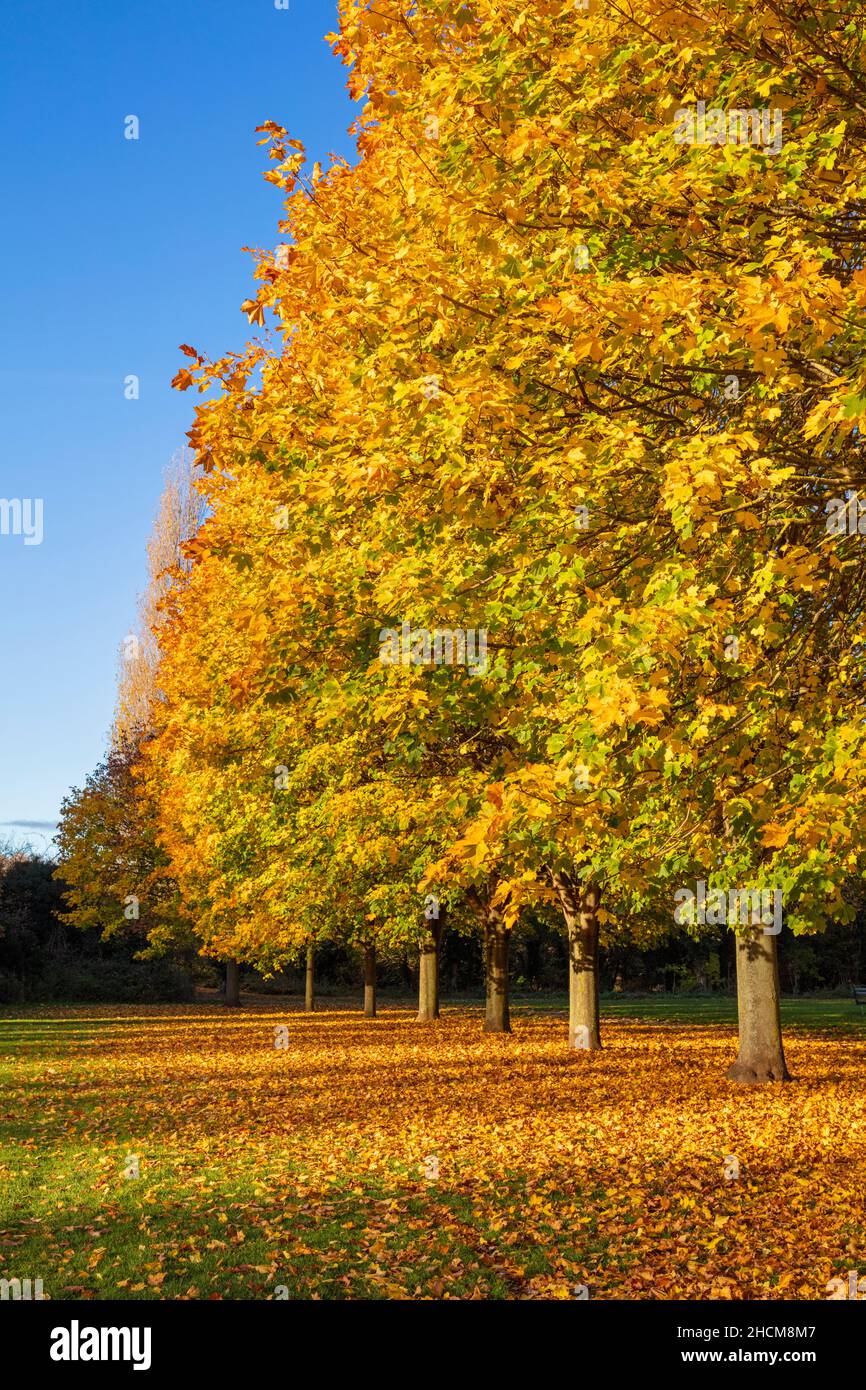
top-left (0, 0), bottom-right (356, 854)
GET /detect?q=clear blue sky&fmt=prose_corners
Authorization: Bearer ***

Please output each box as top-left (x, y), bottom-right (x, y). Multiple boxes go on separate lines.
top-left (0, 0), bottom-right (356, 854)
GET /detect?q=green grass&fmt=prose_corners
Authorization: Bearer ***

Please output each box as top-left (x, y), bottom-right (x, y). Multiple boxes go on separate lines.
top-left (603, 992), bottom-right (866, 1030)
top-left (495, 990), bottom-right (866, 1031)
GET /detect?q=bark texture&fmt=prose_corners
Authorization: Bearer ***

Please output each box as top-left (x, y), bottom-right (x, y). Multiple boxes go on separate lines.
top-left (727, 928), bottom-right (791, 1083)
top-left (364, 944), bottom-right (377, 1017)
top-left (224, 958), bottom-right (240, 1007)
top-left (417, 920), bottom-right (441, 1021)
top-left (304, 943), bottom-right (315, 1013)
top-left (484, 914), bottom-right (511, 1033)
top-left (553, 873), bottom-right (602, 1050)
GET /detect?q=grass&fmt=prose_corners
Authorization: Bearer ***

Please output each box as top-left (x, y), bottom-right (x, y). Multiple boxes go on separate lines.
top-left (601, 993), bottom-right (866, 1030)
top-left (463, 989), bottom-right (866, 1030)
top-left (2, 996), bottom-right (865, 1300)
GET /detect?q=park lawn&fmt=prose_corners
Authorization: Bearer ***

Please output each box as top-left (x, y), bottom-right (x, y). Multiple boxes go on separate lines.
top-left (1, 999), bottom-right (864, 1300)
top-left (596, 993), bottom-right (864, 1030)
top-left (446, 991), bottom-right (866, 1030)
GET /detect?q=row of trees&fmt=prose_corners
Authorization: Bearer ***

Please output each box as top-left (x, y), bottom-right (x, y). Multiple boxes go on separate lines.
top-left (57, 0), bottom-right (866, 1082)
top-left (5, 827), bottom-right (863, 1003)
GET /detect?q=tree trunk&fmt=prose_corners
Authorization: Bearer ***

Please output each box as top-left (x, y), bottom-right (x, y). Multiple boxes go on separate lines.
top-left (484, 918), bottom-right (511, 1033)
top-left (304, 943), bottom-right (315, 1013)
top-left (224, 958), bottom-right (240, 1007)
top-left (726, 928), bottom-right (791, 1083)
top-left (364, 944), bottom-right (377, 1017)
top-left (553, 874), bottom-right (602, 1050)
top-left (417, 921), bottom-right (441, 1021)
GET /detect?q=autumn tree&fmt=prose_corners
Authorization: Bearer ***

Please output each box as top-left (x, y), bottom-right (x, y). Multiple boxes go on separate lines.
top-left (55, 739), bottom-right (186, 953)
top-left (152, 0), bottom-right (866, 1080)
top-left (315, 0), bottom-right (866, 1077)
top-left (115, 446), bottom-right (207, 745)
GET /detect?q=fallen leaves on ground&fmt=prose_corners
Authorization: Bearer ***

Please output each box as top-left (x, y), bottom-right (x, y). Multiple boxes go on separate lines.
top-left (0, 1001), bottom-right (864, 1300)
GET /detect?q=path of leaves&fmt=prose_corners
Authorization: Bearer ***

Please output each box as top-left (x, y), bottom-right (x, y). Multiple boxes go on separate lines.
top-left (1, 1003), bottom-right (864, 1299)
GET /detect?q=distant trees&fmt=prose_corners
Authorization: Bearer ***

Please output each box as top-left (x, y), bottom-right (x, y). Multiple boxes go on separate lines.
top-left (0, 843), bottom-right (193, 1003)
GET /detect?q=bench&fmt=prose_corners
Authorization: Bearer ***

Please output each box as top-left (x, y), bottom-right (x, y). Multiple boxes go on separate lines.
top-left (854, 987), bottom-right (866, 1006)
